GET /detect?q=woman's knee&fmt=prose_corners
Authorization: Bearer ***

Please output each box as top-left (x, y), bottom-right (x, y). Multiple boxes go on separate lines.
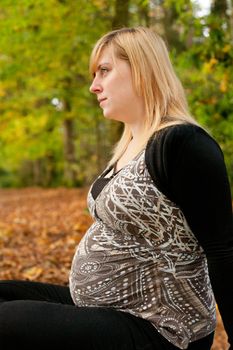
top-left (0, 301), bottom-right (19, 341)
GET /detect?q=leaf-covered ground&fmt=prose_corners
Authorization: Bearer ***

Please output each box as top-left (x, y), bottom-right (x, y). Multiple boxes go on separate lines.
top-left (0, 188), bottom-right (229, 349)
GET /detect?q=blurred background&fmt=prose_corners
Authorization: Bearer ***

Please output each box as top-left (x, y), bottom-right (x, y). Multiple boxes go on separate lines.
top-left (0, 0), bottom-right (232, 190)
top-left (0, 2), bottom-right (232, 348)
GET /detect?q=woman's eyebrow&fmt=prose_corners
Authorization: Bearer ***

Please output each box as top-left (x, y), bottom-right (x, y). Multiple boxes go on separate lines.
top-left (97, 62), bottom-right (111, 69)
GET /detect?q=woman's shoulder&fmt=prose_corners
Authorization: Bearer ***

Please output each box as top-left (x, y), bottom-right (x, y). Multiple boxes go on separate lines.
top-left (147, 122), bottom-right (222, 157)
top-left (145, 122), bottom-right (225, 199)
top-left (152, 122), bottom-right (211, 142)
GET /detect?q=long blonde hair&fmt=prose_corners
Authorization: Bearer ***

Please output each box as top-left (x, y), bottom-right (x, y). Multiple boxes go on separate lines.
top-left (89, 26), bottom-right (199, 166)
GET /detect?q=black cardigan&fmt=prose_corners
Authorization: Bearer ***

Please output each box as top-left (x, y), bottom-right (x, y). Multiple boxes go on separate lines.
top-left (145, 124), bottom-right (233, 346)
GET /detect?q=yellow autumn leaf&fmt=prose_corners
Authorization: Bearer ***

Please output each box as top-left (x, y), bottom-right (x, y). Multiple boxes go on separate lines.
top-left (203, 57), bottom-right (218, 73)
top-left (0, 222), bottom-right (12, 239)
top-left (222, 44), bottom-right (231, 53)
top-left (220, 74), bottom-right (228, 93)
top-left (22, 266), bottom-right (43, 280)
top-left (0, 84), bottom-right (6, 97)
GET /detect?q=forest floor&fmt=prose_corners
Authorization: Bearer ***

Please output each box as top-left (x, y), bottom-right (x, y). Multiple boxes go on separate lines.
top-left (0, 187), bottom-right (229, 349)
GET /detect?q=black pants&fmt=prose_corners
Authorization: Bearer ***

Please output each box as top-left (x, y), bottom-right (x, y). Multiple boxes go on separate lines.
top-left (0, 280), bottom-right (214, 349)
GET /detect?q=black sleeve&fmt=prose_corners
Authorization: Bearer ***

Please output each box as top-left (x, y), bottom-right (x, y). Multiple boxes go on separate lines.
top-left (145, 124), bottom-right (233, 346)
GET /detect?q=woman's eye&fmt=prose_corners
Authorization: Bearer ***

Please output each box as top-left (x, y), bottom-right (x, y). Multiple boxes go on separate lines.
top-left (100, 67), bottom-right (109, 75)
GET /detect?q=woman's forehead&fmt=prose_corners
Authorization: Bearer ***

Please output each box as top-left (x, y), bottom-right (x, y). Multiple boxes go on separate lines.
top-left (97, 46), bottom-right (115, 64)
top-left (91, 45), bottom-right (116, 72)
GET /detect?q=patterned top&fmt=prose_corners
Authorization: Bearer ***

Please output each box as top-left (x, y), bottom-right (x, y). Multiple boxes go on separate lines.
top-left (69, 149), bottom-right (216, 349)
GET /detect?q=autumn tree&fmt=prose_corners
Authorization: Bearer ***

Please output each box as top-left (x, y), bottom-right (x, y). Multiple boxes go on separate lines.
top-left (0, 0), bottom-right (232, 190)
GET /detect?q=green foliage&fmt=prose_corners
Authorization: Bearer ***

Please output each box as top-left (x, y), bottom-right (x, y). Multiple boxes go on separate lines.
top-left (168, 0), bottom-right (233, 191)
top-left (0, 0), bottom-right (232, 193)
top-left (0, 0), bottom-right (112, 186)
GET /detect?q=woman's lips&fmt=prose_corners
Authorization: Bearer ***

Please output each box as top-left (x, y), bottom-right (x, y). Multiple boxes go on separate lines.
top-left (98, 98), bottom-right (107, 106)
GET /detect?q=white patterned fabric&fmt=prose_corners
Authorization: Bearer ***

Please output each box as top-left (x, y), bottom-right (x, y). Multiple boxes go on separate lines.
top-left (69, 150), bottom-right (216, 349)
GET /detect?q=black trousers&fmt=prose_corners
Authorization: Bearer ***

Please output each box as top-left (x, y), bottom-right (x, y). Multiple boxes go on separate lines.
top-left (0, 280), bottom-right (214, 349)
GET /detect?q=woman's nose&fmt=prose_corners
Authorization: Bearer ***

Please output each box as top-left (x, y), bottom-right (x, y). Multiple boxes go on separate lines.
top-left (89, 78), bottom-right (102, 94)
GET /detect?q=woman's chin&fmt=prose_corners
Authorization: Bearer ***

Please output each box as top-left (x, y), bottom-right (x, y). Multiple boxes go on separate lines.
top-left (103, 111), bottom-right (116, 121)
top-left (102, 111), bottom-right (123, 122)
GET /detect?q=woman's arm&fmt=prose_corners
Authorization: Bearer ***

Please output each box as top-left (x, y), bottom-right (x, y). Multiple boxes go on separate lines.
top-left (145, 124), bottom-right (233, 347)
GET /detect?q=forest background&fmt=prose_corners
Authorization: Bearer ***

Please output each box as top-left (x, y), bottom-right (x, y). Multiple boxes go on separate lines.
top-left (0, 1), bottom-right (232, 348)
top-left (0, 0), bottom-right (232, 191)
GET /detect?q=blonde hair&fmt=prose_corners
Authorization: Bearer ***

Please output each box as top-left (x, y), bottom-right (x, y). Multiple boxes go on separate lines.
top-left (89, 26), bottom-right (199, 166)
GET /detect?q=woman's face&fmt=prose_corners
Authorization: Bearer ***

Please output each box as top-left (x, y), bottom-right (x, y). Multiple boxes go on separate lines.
top-left (90, 46), bottom-right (145, 125)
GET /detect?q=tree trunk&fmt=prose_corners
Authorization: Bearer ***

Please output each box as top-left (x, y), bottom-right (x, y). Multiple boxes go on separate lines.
top-left (211, 0), bottom-right (228, 16)
top-left (63, 117), bottom-right (77, 185)
top-left (109, 0), bottom-right (130, 144)
top-left (227, 0), bottom-right (233, 40)
top-left (138, 0), bottom-right (150, 27)
top-left (112, 0), bottom-right (130, 29)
